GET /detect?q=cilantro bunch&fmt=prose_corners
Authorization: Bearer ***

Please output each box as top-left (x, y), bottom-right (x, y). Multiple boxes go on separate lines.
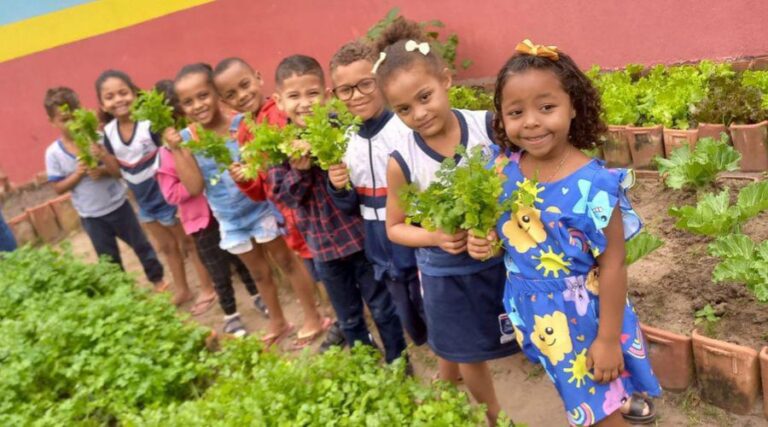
top-left (303, 98), bottom-right (361, 170)
top-left (400, 145), bottom-right (511, 238)
top-left (239, 114), bottom-right (299, 179)
top-left (655, 134), bottom-right (741, 190)
top-left (708, 234), bottom-right (768, 302)
top-left (131, 89), bottom-right (186, 133)
top-left (182, 125), bottom-right (233, 171)
top-left (669, 180), bottom-right (768, 236)
top-left (64, 106), bottom-right (100, 168)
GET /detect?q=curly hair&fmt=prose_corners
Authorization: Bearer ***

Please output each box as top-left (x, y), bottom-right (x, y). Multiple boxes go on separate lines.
top-left (491, 51), bottom-right (606, 151)
top-left (372, 17), bottom-right (444, 88)
top-left (329, 40), bottom-right (377, 72)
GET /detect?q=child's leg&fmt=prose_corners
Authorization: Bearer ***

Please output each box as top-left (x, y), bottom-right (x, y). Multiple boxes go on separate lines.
top-left (192, 225), bottom-right (239, 315)
top-left (313, 257), bottom-right (371, 347)
top-left (110, 202), bottom-right (164, 284)
top-left (458, 361), bottom-right (502, 426)
top-left (354, 255), bottom-right (406, 363)
top-left (143, 221), bottom-right (192, 305)
top-left (173, 225), bottom-right (217, 308)
top-left (230, 252), bottom-right (258, 296)
top-left (595, 410), bottom-right (627, 426)
top-left (80, 214), bottom-right (123, 268)
top-left (438, 358), bottom-right (461, 383)
top-left (236, 244), bottom-right (290, 336)
top-left (385, 273), bottom-right (428, 346)
top-left (260, 237), bottom-right (324, 335)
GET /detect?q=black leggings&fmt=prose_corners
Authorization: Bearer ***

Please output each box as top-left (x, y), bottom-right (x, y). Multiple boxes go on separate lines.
top-left (192, 217), bottom-right (257, 315)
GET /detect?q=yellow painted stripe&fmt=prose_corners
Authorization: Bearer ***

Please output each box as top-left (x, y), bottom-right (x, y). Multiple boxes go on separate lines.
top-left (0, 0), bottom-right (213, 63)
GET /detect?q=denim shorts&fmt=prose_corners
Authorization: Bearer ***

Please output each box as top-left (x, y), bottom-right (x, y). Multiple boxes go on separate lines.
top-left (221, 213), bottom-right (283, 255)
top-left (138, 204), bottom-right (178, 227)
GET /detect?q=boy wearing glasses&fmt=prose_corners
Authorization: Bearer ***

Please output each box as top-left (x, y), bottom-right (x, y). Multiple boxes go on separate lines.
top-left (327, 42), bottom-right (428, 348)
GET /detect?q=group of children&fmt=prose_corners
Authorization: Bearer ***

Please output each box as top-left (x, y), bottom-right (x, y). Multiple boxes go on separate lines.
top-left (41, 16), bottom-right (661, 427)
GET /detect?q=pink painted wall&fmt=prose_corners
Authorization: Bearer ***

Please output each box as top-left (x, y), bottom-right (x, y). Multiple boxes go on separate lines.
top-left (2, 0), bottom-right (767, 183)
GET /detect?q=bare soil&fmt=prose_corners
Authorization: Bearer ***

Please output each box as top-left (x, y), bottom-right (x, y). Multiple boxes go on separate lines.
top-left (628, 177), bottom-right (768, 349)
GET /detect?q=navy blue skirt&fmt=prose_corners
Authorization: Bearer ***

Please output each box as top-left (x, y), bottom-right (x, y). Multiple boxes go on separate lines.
top-left (421, 262), bottom-right (520, 363)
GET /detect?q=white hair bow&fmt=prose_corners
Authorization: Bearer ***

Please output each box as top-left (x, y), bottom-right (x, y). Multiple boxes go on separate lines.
top-left (372, 52), bottom-right (387, 74)
top-left (405, 40), bottom-right (430, 55)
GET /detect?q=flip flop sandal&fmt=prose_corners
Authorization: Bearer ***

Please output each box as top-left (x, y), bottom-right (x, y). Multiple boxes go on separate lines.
top-left (291, 317), bottom-right (333, 351)
top-left (153, 281), bottom-right (169, 293)
top-left (190, 293), bottom-right (218, 316)
top-left (262, 323), bottom-right (296, 347)
top-left (430, 371), bottom-right (464, 384)
top-left (621, 393), bottom-right (656, 424)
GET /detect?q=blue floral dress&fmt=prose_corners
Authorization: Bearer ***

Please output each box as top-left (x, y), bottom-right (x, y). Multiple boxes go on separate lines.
top-left (495, 151), bottom-right (661, 426)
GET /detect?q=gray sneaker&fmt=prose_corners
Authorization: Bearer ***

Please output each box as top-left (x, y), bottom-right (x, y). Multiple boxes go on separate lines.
top-left (253, 294), bottom-right (269, 319)
top-left (223, 314), bottom-right (248, 338)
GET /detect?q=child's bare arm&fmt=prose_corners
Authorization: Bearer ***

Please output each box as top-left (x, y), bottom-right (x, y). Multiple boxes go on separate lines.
top-left (588, 206), bottom-right (627, 384)
top-left (52, 162), bottom-right (87, 194)
top-left (385, 157), bottom-right (467, 253)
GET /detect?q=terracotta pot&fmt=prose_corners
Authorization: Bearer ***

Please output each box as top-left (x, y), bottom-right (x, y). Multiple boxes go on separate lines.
top-left (697, 123), bottom-right (729, 143)
top-left (625, 125), bottom-right (664, 169)
top-left (760, 347), bottom-right (768, 419)
top-left (26, 204), bottom-right (62, 244)
top-left (48, 195), bottom-right (80, 233)
top-left (7, 212), bottom-right (36, 246)
top-left (640, 324), bottom-right (694, 391)
top-left (662, 127), bottom-right (698, 156)
top-left (691, 330), bottom-right (760, 415)
top-left (601, 125), bottom-right (632, 167)
top-left (729, 121), bottom-right (768, 172)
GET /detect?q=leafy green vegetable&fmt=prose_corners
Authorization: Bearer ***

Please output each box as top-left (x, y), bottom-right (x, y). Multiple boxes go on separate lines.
top-left (735, 180), bottom-right (768, 220)
top-left (240, 114), bottom-right (298, 179)
top-left (694, 304), bottom-right (721, 324)
top-left (669, 190), bottom-right (740, 236)
top-left (668, 180), bottom-right (768, 236)
top-left (635, 64), bottom-right (710, 129)
top-left (742, 70), bottom-right (768, 110)
top-left (448, 86), bottom-right (494, 111)
top-left (625, 231), bottom-right (664, 265)
top-left (692, 72), bottom-right (765, 125)
top-left (708, 234), bottom-right (768, 302)
top-left (63, 106), bottom-right (100, 168)
top-left (655, 134), bottom-right (741, 189)
top-left (303, 98), bottom-right (361, 170)
top-left (400, 145), bottom-right (511, 238)
top-left (588, 65), bottom-right (642, 125)
top-left (182, 125), bottom-right (233, 173)
top-left (131, 89), bottom-right (186, 133)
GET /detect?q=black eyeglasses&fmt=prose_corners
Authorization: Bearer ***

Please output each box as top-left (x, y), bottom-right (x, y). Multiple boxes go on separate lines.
top-left (332, 78), bottom-right (377, 101)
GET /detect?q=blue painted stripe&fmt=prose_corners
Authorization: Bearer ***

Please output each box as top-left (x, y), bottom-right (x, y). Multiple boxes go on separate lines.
top-left (0, 0), bottom-right (97, 25)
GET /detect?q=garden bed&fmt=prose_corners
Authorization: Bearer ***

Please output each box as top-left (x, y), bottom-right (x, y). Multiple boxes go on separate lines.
top-left (628, 177), bottom-right (768, 349)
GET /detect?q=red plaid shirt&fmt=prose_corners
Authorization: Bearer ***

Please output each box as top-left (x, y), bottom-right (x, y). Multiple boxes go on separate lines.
top-left (269, 164), bottom-right (364, 262)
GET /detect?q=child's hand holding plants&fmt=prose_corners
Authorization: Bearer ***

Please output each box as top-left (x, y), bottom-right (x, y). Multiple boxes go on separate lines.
top-left (288, 140), bottom-right (312, 171)
top-left (163, 127), bottom-right (183, 150)
top-left (467, 230), bottom-right (501, 260)
top-left (328, 162), bottom-right (350, 190)
top-left (433, 229), bottom-right (468, 255)
top-left (228, 162), bottom-right (248, 182)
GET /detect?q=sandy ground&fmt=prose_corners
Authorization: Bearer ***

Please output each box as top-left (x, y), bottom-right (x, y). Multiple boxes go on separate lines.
top-left (61, 228), bottom-right (767, 427)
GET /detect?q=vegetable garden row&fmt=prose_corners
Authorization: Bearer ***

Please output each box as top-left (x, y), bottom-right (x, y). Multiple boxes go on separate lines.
top-left (0, 246), bottom-right (492, 426)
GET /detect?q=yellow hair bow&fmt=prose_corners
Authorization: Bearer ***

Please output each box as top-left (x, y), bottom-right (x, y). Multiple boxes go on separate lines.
top-left (515, 39), bottom-right (559, 61)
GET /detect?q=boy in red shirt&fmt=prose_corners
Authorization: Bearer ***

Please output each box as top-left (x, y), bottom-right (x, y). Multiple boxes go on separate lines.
top-left (212, 58), bottom-right (342, 349)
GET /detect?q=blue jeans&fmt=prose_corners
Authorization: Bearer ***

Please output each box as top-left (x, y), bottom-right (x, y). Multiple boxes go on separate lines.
top-left (80, 201), bottom-right (164, 283)
top-left (314, 251), bottom-right (406, 363)
top-left (0, 212), bottom-right (16, 252)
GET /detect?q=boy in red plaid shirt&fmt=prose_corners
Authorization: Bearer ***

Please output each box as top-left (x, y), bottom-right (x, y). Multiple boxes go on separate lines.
top-left (268, 55), bottom-right (406, 363)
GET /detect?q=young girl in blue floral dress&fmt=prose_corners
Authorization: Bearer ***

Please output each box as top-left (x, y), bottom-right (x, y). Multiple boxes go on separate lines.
top-left (468, 41), bottom-right (661, 426)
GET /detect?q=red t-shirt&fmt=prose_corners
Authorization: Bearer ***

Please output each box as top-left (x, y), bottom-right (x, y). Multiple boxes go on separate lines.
top-left (235, 98), bottom-right (311, 259)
